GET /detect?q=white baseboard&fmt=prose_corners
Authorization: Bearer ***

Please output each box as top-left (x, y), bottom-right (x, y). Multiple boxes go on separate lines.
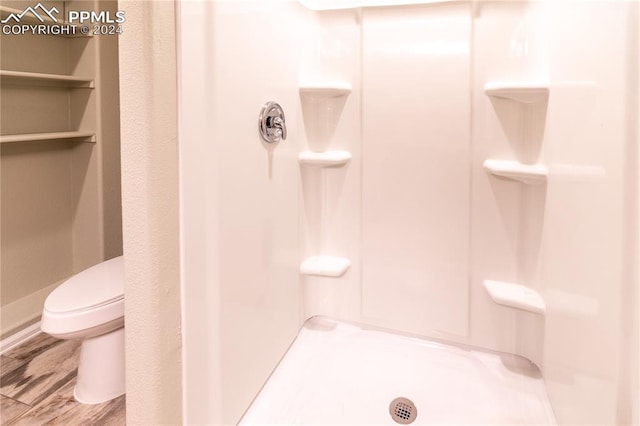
top-left (1, 281), bottom-right (58, 338)
top-left (0, 322), bottom-right (42, 355)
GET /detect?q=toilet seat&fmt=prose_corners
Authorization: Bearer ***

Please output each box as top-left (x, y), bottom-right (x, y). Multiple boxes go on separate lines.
top-left (41, 256), bottom-right (124, 337)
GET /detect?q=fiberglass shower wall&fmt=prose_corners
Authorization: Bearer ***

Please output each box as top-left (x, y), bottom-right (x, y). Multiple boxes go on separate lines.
top-left (180, 2), bottom-right (306, 424)
top-left (179, 1), bottom-right (639, 424)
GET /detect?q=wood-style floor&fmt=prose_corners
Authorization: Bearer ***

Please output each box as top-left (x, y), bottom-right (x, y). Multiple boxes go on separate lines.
top-left (0, 333), bottom-right (125, 425)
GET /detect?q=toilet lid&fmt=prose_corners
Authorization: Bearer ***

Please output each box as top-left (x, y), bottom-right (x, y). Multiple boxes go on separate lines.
top-left (45, 256), bottom-right (124, 313)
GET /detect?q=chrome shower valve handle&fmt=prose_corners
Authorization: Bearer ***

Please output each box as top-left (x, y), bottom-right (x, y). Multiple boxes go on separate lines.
top-left (259, 101), bottom-right (287, 143)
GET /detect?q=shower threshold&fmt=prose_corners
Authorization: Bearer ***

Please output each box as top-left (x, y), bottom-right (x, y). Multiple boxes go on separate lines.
top-left (241, 317), bottom-right (556, 425)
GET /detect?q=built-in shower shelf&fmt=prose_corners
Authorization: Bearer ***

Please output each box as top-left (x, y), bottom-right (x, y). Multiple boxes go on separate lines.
top-left (483, 280), bottom-right (546, 315)
top-left (0, 131), bottom-right (96, 144)
top-left (484, 159), bottom-right (548, 184)
top-left (484, 82), bottom-right (549, 103)
top-left (0, 70), bottom-right (94, 88)
top-left (300, 256), bottom-right (351, 278)
top-left (299, 150), bottom-right (352, 167)
top-left (299, 82), bottom-right (352, 97)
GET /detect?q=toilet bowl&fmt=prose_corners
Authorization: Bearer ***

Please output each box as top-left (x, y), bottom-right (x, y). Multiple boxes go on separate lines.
top-left (41, 256), bottom-right (125, 404)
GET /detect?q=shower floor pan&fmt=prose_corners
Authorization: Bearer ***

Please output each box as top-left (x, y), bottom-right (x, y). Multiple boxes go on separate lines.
top-left (241, 317), bottom-right (556, 425)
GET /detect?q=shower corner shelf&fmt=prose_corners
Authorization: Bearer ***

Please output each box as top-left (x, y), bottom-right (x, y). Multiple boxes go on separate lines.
top-left (299, 82), bottom-right (352, 97)
top-left (483, 159), bottom-right (548, 184)
top-left (0, 131), bottom-right (96, 144)
top-left (484, 82), bottom-right (549, 103)
top-left (299, 150), bottom-right (352, 167)
top-left (0, 70), bottom-right (94, 88)
top-left (300, 256), bottom-right (351, 278)
top-left (483, 280), bottom-right (546, 315)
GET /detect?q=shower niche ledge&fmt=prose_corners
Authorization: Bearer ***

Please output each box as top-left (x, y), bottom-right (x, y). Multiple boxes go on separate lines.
top-left (299, 150), bottom-right (351, 167)
top-left (484, 159), bottom-right (548, 184)
top-left (484, 82), bottom-right (549, 104)
top-left (300, 256), bottom-right (351, 278)
top-left (299, 82), bottom-right (352, 97)
top-left (483, 280), bottom-right (546, 315)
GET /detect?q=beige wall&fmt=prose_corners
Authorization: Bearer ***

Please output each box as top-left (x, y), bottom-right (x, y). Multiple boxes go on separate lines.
top-left (118, 1), bottom-right (182, 424)
top-left (0, 0), bottom-right (122, 338)
top-left (633, 4), bottom-right (640, 423)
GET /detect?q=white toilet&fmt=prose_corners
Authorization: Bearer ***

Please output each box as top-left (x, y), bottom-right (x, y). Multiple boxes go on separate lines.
top-left (41, 256), bottom-right (125, 404)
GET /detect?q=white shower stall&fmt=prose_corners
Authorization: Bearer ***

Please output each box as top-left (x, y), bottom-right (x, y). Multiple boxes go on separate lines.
top-left (176, 0), bottom-right (638, 424)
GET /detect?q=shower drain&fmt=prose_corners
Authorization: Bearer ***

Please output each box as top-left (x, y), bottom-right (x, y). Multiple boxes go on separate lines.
top-left (389, 397), bottom-right (417, 424)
